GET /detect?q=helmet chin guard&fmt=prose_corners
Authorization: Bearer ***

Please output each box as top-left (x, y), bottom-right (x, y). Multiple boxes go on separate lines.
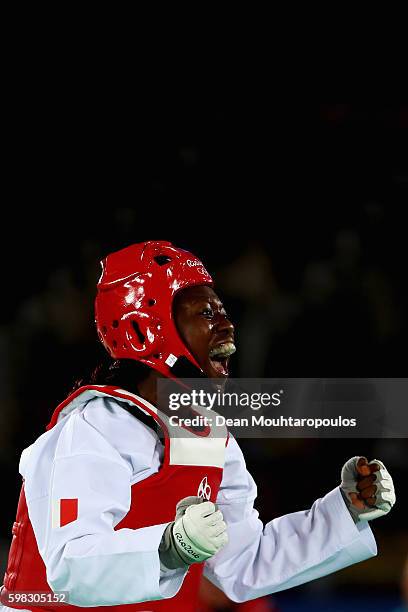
top-left (95, 241), bottom-right (213, 378)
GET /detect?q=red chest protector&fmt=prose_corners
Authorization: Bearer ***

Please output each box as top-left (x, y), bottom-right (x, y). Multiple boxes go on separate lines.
top-left (2, 385), bottom-right (229, 612)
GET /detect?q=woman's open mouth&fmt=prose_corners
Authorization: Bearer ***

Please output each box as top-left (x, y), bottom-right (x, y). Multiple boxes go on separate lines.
top-left (208, 342), bottom-right (236, 377)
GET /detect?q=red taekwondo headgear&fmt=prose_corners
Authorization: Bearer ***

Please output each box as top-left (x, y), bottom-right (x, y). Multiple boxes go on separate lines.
top-left (95, 240), bottom-right (213, 378)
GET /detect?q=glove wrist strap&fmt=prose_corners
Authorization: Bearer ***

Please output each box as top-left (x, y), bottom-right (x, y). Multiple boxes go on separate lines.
top-left (159, 523), bottom-right (190, 570)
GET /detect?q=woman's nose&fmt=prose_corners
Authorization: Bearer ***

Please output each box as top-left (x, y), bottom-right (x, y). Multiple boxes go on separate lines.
top-left (216, 313), bottom-right (234, 336)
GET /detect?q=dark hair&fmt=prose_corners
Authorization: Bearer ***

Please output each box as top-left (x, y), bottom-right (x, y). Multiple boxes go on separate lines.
top-left (70, 353), bottom-right (160, 433)
top-left (71, 353), bottom-right (152, 396)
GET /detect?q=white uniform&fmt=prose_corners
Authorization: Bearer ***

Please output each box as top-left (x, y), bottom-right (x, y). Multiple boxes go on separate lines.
top-left (1, 392), bottom-right (377, 608)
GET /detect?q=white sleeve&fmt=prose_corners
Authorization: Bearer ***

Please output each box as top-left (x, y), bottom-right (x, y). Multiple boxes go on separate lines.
top-left (23, 405), bottom-right (186, 607)
top-left (204, 437), bottom-right (377, 603)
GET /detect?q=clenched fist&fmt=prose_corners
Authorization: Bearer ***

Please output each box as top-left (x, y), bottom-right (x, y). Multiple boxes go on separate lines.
top-left (159, 496), bottom-right (228, 571)
top-left (340, 456), bottom-right (396, 522)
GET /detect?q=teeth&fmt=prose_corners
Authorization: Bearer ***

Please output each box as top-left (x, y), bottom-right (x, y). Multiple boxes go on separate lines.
top-left (209, 342), bottom-right (236, 359)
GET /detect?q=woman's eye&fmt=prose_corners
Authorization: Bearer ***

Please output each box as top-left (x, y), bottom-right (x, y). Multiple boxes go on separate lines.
top-left (201, 308), bottom-right (214, 318)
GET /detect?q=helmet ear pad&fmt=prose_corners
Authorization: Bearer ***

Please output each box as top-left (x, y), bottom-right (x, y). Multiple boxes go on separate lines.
top-left (115, 305), bottom-right (194, 366)
top-left (122, 312), bottom-right (165, 357)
